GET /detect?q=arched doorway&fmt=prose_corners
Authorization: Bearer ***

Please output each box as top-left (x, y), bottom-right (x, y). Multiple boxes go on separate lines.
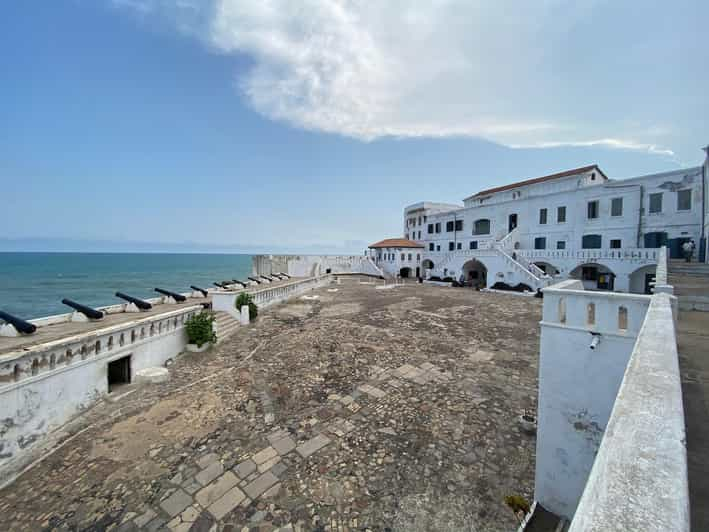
top-left (399, 267), bottom-right (412, 278)
top-left (421, 259), bottom-right (434, 278)
top-left (533, 262), bottom-right (560, 276)
top-left (462, 259), bottom-right (487, 288)
top-left (570, 263), bottom-right (616, 291)
top-left (629, 264), bottom-right (658, 294)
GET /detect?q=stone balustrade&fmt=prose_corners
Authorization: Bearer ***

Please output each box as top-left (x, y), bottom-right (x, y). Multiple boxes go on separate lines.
top-left (518, 247), bottom-right (659, 263)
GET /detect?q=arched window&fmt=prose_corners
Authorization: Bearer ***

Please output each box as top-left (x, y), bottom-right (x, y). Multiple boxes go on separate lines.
top-left (473, 219), bottom-right (491, 235)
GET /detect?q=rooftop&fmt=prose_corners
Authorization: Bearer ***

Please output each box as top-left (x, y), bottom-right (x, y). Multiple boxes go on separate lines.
top-left (368, 238), bottom-right (424, 249)
top-left (465, 164), bottom-right (606, 200)
top-left (0, 278), bottom-right (541, 531)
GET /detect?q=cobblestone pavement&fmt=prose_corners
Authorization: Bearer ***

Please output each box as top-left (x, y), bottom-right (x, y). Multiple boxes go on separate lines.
top-left (0, 278), bottom-right (541, 532)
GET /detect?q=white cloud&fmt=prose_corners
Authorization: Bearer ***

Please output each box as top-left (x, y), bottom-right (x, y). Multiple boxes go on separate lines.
top-left (114, 0), bottom-right (687, 158)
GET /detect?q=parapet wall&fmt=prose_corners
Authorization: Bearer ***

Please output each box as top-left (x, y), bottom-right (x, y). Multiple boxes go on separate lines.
top-left (253, 255), bottom-right (383, 278)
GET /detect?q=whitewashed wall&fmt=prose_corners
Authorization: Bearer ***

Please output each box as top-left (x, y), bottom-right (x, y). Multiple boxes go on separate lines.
top-left (534, 280), bottom-right (652, 519)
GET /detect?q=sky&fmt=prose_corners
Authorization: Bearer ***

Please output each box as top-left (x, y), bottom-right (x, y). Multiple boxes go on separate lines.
top-left (1, 0), bottom-right (707, 254)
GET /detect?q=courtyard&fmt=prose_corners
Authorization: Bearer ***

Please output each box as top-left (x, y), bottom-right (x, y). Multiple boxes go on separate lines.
top-left (0, 278), bottom-right (542, 532)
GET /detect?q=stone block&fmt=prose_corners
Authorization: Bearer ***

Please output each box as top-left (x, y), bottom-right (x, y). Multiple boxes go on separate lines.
top-left (207, 486), bottom-right (247, 520)
top-left (252, 446), bottom-right (278, 465)
top-left (296, 434), bottom-right (331, 459)
top-left (234, 459), bottom-right (257, 479)
top-left (272, 436), bottom-right (296, 456)
top-left (160, 489), bottom-right (192, 518)
top-left (195, 461), bottom-right (224, 486)
top-left (195, 471), bottom-right (239, 508)
top-left (243, 471), bottom-right (279, 499)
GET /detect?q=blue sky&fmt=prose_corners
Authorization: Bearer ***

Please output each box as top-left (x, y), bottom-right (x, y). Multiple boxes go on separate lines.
top-left (1, 0), bottom-right (707, 253)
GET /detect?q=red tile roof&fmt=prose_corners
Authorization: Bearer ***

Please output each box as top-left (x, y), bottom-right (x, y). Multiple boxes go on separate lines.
top-left (470, 165), bottom-right (606, 198)
top-left (368, 238), bottom-right (424, 249)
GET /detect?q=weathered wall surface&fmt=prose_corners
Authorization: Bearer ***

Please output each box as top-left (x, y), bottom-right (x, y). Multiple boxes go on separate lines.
top-left (253, 255), bottom-right (383, 278)
top-left (534, 281), bottom-right (651, 519)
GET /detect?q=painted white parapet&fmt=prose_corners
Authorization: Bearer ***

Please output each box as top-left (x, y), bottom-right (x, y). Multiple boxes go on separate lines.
top-left (253, 255), bottom-right (383, 278)
top-left (568, 293), bottom-right (688, 532)
top-left (518, 247), bottom-right (660, 264)
top-left (212, 274), bottom-right (332, 319)
top-left (535, 280), bottom-right (653, 519)
top-left (0, 304), bottom-right (204, 480)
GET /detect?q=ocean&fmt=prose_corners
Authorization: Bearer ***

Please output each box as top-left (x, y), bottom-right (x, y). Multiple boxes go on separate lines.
top-left (0, 252), bottom-right (253, 319)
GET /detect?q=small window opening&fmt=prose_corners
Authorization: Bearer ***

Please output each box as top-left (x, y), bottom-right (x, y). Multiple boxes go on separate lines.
top-left (108, 355), bottom-right (131, 392)
top-left (618, 306), bottom-right (628, 330)
top-left (587, 303), bottom-right (596, 326)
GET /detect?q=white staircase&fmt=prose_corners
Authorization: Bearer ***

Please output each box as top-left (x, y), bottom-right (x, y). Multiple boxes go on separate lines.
top-left (493, 228), bottom-right (552, 289)
top-left (214, 311), bottom-right (240, 343)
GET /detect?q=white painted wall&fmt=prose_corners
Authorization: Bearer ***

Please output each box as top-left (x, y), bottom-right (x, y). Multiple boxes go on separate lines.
top-left (534, 281), bottom-right (651, 519)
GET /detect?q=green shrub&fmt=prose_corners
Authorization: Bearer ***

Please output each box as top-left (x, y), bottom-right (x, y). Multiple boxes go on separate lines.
top-left (235, 292), bottom-right (258, 320)
top-left (184, 312), bottom-right (216, 347)
top-left (504, 494), bottom-right (531, 517)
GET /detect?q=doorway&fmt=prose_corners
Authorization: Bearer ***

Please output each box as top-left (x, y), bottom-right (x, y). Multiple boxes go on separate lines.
top-left (108, 355), bottom-right (131, 392)
top-left (508, 214), bottom-right (518, 232)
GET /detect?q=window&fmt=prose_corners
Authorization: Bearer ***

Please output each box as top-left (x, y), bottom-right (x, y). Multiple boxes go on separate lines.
top-left (582, 234), bottom-right (602, 249)
top-left (587, 200), bottom-right (599, 219)
top-left (677, 189), bottom-right (691, 211)
top-left (473, 219), bottom-right (490, 235)
top-left (611, 197), bottom-right (623, 217)
top-left (649, 192), bottom-right (662, 214)
top-left (470, 241), bottom-right (478, 250)
top-left (417, 231), bottom-right (421, 239)
top-left (448, 242), bottom-right (455, 251)
top-left (436, 245), bottom-right (440, 251)
top-left (557, 206), bottom-right (566, 223)
top-left (408, 253), bottom-right (412, 261)
top-left (423, 215), bottom-right (427, 222)
top-left (417, 216), bottom-right (421, 225)
top-left (457, 242), bottom-right (462, 250)
top-left (539, 208), bottom-right (547, 224)
top-left (610, 239), bottom-right (621, 249)
top-left (534, 237), bottom-right (547, 250)
top-left (416, 254), bottom-right (420, 261)
top-left (429, 243), bottom-right (434, 251)
top-left (455, 219), bottom-right (463, 231)
top-left (556, 241), bottom-right (566, 250)
top-left (428, 224), bottom-right (434, 234)
top-left (401, 253), bottom-right (405, 261)
top-left (446, 221), bottom-right (455, 232)
top-left (435, 222), bottom-right (441, 233)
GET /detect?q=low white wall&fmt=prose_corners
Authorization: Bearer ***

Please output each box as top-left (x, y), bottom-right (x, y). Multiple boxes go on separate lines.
top-left (212, 275), bottom-right (331, 319)
top-left (535, 281), bottom-right (652, 519)
top-left (569, 293), bottom-right (688, 531)
top-left (253, 255), bottom-right (382, 278)
top-left (0, 305), bottom-right (203, 480)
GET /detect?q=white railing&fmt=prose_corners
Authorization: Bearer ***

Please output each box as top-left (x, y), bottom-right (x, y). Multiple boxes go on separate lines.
top-left (518, 247), bottom-right (660, 263)
top-left (568, 292), bottom-right (688, 532)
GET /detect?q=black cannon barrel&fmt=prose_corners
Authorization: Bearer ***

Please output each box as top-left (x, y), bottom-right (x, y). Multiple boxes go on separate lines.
top-left (0, 310), bottom-right (37, 334)
top-left (155, 288), bottom-right (187, 302)
top-left (260, 275), bottom-right (274, 281)
top-left (191, 285), bottom-right (208, 297)
top-left (61, 299), bottom-right (104, 320)
top-left (213, 282), bottom-right (227, 288)
top-left (277, 272), bottom-right (290, 278)
top-left (115, 292), bottom-right (152, 310)
top-left (233, 279), bottom-right (248, 287)
top-left (247, 277), bottom-right (262, 284)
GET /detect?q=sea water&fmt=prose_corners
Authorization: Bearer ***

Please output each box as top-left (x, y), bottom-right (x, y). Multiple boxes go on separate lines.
top-left (0, 252), bottom-right (253, 319)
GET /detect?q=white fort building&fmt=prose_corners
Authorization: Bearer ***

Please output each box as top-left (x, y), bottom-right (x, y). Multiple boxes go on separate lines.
top-left (368, 150), bottom-right (709, 294)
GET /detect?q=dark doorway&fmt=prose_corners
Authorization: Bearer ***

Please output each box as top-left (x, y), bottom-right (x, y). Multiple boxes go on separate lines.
top-left (509, 214), bottom-right (518, 232)
top-left (415, 267), bottom-right (420, 278)
top-left (644, 273), bottom-right (656, 294)
top-left (399, 267), bottom-right (412, 278)
top-left (108, 356), bottom-right (131, 392)
top-left (669, 237), bottom-right (691, 259)
top-left (644, 231), bottom-right (668, 249)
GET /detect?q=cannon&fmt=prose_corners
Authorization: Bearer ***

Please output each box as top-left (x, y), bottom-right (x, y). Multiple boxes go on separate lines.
top-left (277, 272), bottom-right (290, 278)
top-left (61, 299), bottom-right (104, 320)
top-left (260, 275), bottom-right (275, 282)
top-left (0, 310), bottom-right (37, 334)
top-left (232, 279), bottom-right (247, 287)
top-left (190, 285), bottom-right (208, 297)
top-left (155, 288), bottom-right (187, 302)
top-left (115, 292), bottom-right (152, 310)
top-left (247, 277), bottom-right (262, 284)
top-left (213, 282), bottom-right (228, 288)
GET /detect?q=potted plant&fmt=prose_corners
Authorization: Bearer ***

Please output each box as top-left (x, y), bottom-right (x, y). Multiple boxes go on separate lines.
top-left (184, 311), bottom-right (216, 352)
top-left (519, 409), bottom-right (537, 435)
top-left (235, 292), bottom-right (258, 320)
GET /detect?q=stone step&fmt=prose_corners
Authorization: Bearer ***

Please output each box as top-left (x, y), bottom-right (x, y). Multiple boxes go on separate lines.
top-left (214, 311), bottom-right (241, 343)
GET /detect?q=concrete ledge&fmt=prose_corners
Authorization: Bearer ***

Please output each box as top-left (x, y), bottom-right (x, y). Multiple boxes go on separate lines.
top-left (135, 367), bottom-right (169, 384)
top-left (569, 293), bottom-right (689, 532)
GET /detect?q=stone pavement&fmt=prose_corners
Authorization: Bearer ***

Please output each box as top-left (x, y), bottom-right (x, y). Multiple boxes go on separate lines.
top-left (0, 278), bottom-right (541, 531)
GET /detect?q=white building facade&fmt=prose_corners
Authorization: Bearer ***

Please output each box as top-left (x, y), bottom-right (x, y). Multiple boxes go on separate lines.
top-left (371, 151), bottom-right (708, 293)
